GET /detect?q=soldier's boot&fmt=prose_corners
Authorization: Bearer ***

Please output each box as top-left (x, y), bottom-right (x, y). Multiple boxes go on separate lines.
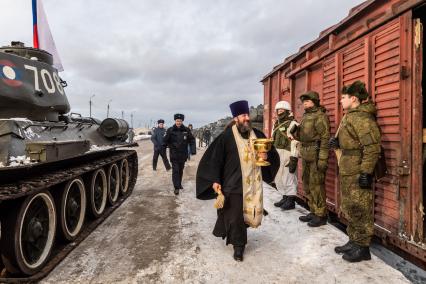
top-left (233, 245), bottom-right (245, 262)
top-left (334, 240), bottom-right (355, 254)
top-left (280, 196), bottom-right (296, 210)
top-left (307, 215), bottom-right (327, 227)
top-left (342, 244), bottom-right (371, 262)
top-left (274, 195), bottom-right (288, 207)
top-left (299, 213), bottom-right (315, 222)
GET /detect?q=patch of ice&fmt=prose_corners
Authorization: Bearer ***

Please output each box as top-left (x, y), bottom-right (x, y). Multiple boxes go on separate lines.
top-left (0, 118), bottom-right (33, 122)
top-left (24, 127), bottom-right (40, 139)
top-left (134, 134), bottom-right (151, 141)
top-left (88, 145), bottom-right (114, 153)
top-left (9, 155), bottom-right (33, 167)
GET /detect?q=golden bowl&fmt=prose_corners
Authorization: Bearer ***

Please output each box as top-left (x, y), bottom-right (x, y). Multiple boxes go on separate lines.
top-left (252, 138), bottom-right (273, 166)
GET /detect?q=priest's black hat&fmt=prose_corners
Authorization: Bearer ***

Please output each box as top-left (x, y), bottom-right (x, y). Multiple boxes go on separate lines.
top-left (174, 113), bottom-right (185, 120)
top-left (157, 119), bottom-right (164, 124)
top-left (229, 100), bottom-right (249, 117)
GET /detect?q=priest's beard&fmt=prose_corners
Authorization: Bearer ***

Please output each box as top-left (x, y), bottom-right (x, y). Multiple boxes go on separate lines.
top-left (236, 119), bottom-right (252, 136)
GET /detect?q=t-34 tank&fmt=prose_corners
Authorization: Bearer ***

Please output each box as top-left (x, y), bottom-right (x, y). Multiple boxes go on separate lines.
top-left (0, 42), bottom-right (138, 279)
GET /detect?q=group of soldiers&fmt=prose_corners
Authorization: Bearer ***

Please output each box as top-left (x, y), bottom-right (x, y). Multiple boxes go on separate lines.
top-left (194, 128), bottom-right (212, 148)
top-left (271, 80), bottom-right (381, 263)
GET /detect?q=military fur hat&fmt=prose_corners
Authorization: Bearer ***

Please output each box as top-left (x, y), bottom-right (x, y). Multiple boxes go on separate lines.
top-left (342, 80), bottom-right (369, 100)
top-left (300, 91), bottom-right (320, 103)
top-left (174, 113), bottom-right (185, 121)
top-left (157, 119), bottom-right (164, 124)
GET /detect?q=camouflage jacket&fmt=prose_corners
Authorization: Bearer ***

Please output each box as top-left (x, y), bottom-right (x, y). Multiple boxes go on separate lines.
top-left (296, 106), bottom-right (330, 162)
top-left (337, 102), bottom-right (381, 176)
top-left (272, 113), bottom-right (294, 150)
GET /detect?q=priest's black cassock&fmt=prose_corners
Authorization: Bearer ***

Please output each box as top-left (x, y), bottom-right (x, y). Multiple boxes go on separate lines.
top-left (196, 126), bottom-right (280, 247)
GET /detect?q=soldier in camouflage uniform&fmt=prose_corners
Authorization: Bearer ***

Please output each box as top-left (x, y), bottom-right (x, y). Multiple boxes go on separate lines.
top-left (329, 80), bottom-right (381, 262)
top-left (272, 101), bottom-right (298, 210)
top-left (293, 91), bottom-right (330, 227)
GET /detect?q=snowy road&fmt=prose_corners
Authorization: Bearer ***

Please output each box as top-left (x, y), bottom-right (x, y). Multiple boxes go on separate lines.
top-left (42, 141), bottom-right (423, 283)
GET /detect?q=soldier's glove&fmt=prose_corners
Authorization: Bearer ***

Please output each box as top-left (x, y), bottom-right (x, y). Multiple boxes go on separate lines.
top-left (287, 156), bottom-right (298, 173)
top-left (358, 173), bottom-right (373, 189)
top-left (317, 159), bottom-right (328, 172)
top-left (328, 137), bottom-right (340, 149)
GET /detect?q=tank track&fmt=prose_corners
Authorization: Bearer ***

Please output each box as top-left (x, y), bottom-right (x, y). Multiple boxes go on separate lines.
top-left (0, 149), bottom-right (138, 283)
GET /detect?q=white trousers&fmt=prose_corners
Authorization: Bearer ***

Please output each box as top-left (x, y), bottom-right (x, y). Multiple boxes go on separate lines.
top-left (274, 148), bottom-right (298, 196)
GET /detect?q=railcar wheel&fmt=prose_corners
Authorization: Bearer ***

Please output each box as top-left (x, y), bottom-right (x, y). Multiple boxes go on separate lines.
top-left (0, 192), bottom-right (56, 275)
top-left (120, 159), bottom-right (130, 194)
top-left (58, 178), bottom-right (86, 241)
top-left (107, 164), bottom-right (120, 205)
top-left (89, 169), bottom-right (107, 218)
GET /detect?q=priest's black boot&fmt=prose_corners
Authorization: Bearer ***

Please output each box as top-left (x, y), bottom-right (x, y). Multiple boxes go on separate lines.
top-left (280, 196), bottom-right (296, 210)
top-left (334, 240), bottom-right (355, 254)
top-left (342, 244), bottom-right (371, 262)
top-left (174, 188), bottom-right (179, 195)
top-left (307, 215), bottom-right (327, 227)
top-left (299, 213), bottom-right (314, 222)
top-left (233, 246), bottom-right (245, 262)
top-left (274, 195), bottom-right (288, 207)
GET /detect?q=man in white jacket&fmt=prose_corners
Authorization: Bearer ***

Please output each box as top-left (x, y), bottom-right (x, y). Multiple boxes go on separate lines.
top-left (271, 101), bottom-right (299, 210)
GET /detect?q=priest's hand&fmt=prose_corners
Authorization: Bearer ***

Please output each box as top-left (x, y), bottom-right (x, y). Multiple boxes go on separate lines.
top-left (258, 152), bottom-right (268, 161)
top-left (212, 183), bottom-right (225, 209)
top-left (212, 182), bottom-right (222, 194)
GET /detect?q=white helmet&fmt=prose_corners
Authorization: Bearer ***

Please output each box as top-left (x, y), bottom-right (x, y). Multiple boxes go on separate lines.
top-left (275, 100), bottom-right (291, 111)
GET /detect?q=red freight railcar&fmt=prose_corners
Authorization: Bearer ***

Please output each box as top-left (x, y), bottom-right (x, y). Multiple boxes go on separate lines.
top-left (261, 0), bottom-right (426, 264)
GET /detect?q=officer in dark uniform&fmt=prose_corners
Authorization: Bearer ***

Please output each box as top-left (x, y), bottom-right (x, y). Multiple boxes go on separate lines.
top-left (151, 119), bottom-right (171, 171)
top-left (164, 113), bottom-right (195, 195)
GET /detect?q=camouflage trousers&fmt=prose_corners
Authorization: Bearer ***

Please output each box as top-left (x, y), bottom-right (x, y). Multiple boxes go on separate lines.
top-left (302, 160), bottom-right (326, 217)
top-left (340, 174), bottom-right (374, 247)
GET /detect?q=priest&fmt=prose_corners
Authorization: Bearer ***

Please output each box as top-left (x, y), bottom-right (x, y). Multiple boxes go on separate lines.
top-left (196, 100), bottom-right (279, 261)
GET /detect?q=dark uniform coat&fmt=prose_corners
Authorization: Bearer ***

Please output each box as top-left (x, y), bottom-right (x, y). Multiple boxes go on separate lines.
top-left (164, 124), bottom-right (195, 189)
top-left (163, 124), bottom-right (195, 162)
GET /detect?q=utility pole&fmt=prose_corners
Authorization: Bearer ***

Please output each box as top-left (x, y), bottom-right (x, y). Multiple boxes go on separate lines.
top-left (121, 110), bottom-right (124, 120)
top-left (130, 113), bottom-right (134, 128)
top-left (107, 99), bottom-right (112, 118)
top-left (89, 94), bottom-right (95, 118)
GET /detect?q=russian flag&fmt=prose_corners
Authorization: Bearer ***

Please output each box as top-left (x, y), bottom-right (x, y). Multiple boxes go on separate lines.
top-left (32, 0), bottom-right (64, 71)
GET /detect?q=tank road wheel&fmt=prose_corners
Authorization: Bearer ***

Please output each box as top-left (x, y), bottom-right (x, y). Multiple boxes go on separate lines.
top-left (89, 169), bottom-right (108, 218)
top-left (107, 164), bottom-right (120, 205)
top-left (57, 178), bottom-right (86, 241)
top-left (119, 159), bottom-right (130, 195)
top-left (0, 191), bottom-right (56, 275)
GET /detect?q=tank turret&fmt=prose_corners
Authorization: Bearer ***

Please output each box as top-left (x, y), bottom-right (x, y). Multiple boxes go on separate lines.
top-left (0, 41), bottom-right (70, 121)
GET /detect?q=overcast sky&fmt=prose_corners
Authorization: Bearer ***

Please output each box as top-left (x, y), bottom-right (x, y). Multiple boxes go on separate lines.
top-left (1, 0), bottom-right (364, 128)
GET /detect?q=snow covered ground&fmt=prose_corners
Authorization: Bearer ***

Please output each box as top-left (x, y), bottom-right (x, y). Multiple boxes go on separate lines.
top-left (42, 141), bottom-right (425, 283)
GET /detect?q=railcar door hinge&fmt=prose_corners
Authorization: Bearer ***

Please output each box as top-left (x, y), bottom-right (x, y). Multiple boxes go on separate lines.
top-left (400, 66), bottom-right (410, 80)
top-left (396, 160), bottom-right (410, 176)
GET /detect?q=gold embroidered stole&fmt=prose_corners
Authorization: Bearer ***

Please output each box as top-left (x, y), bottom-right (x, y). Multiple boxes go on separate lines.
top-left (231, 125), bottom-right (263, 228)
